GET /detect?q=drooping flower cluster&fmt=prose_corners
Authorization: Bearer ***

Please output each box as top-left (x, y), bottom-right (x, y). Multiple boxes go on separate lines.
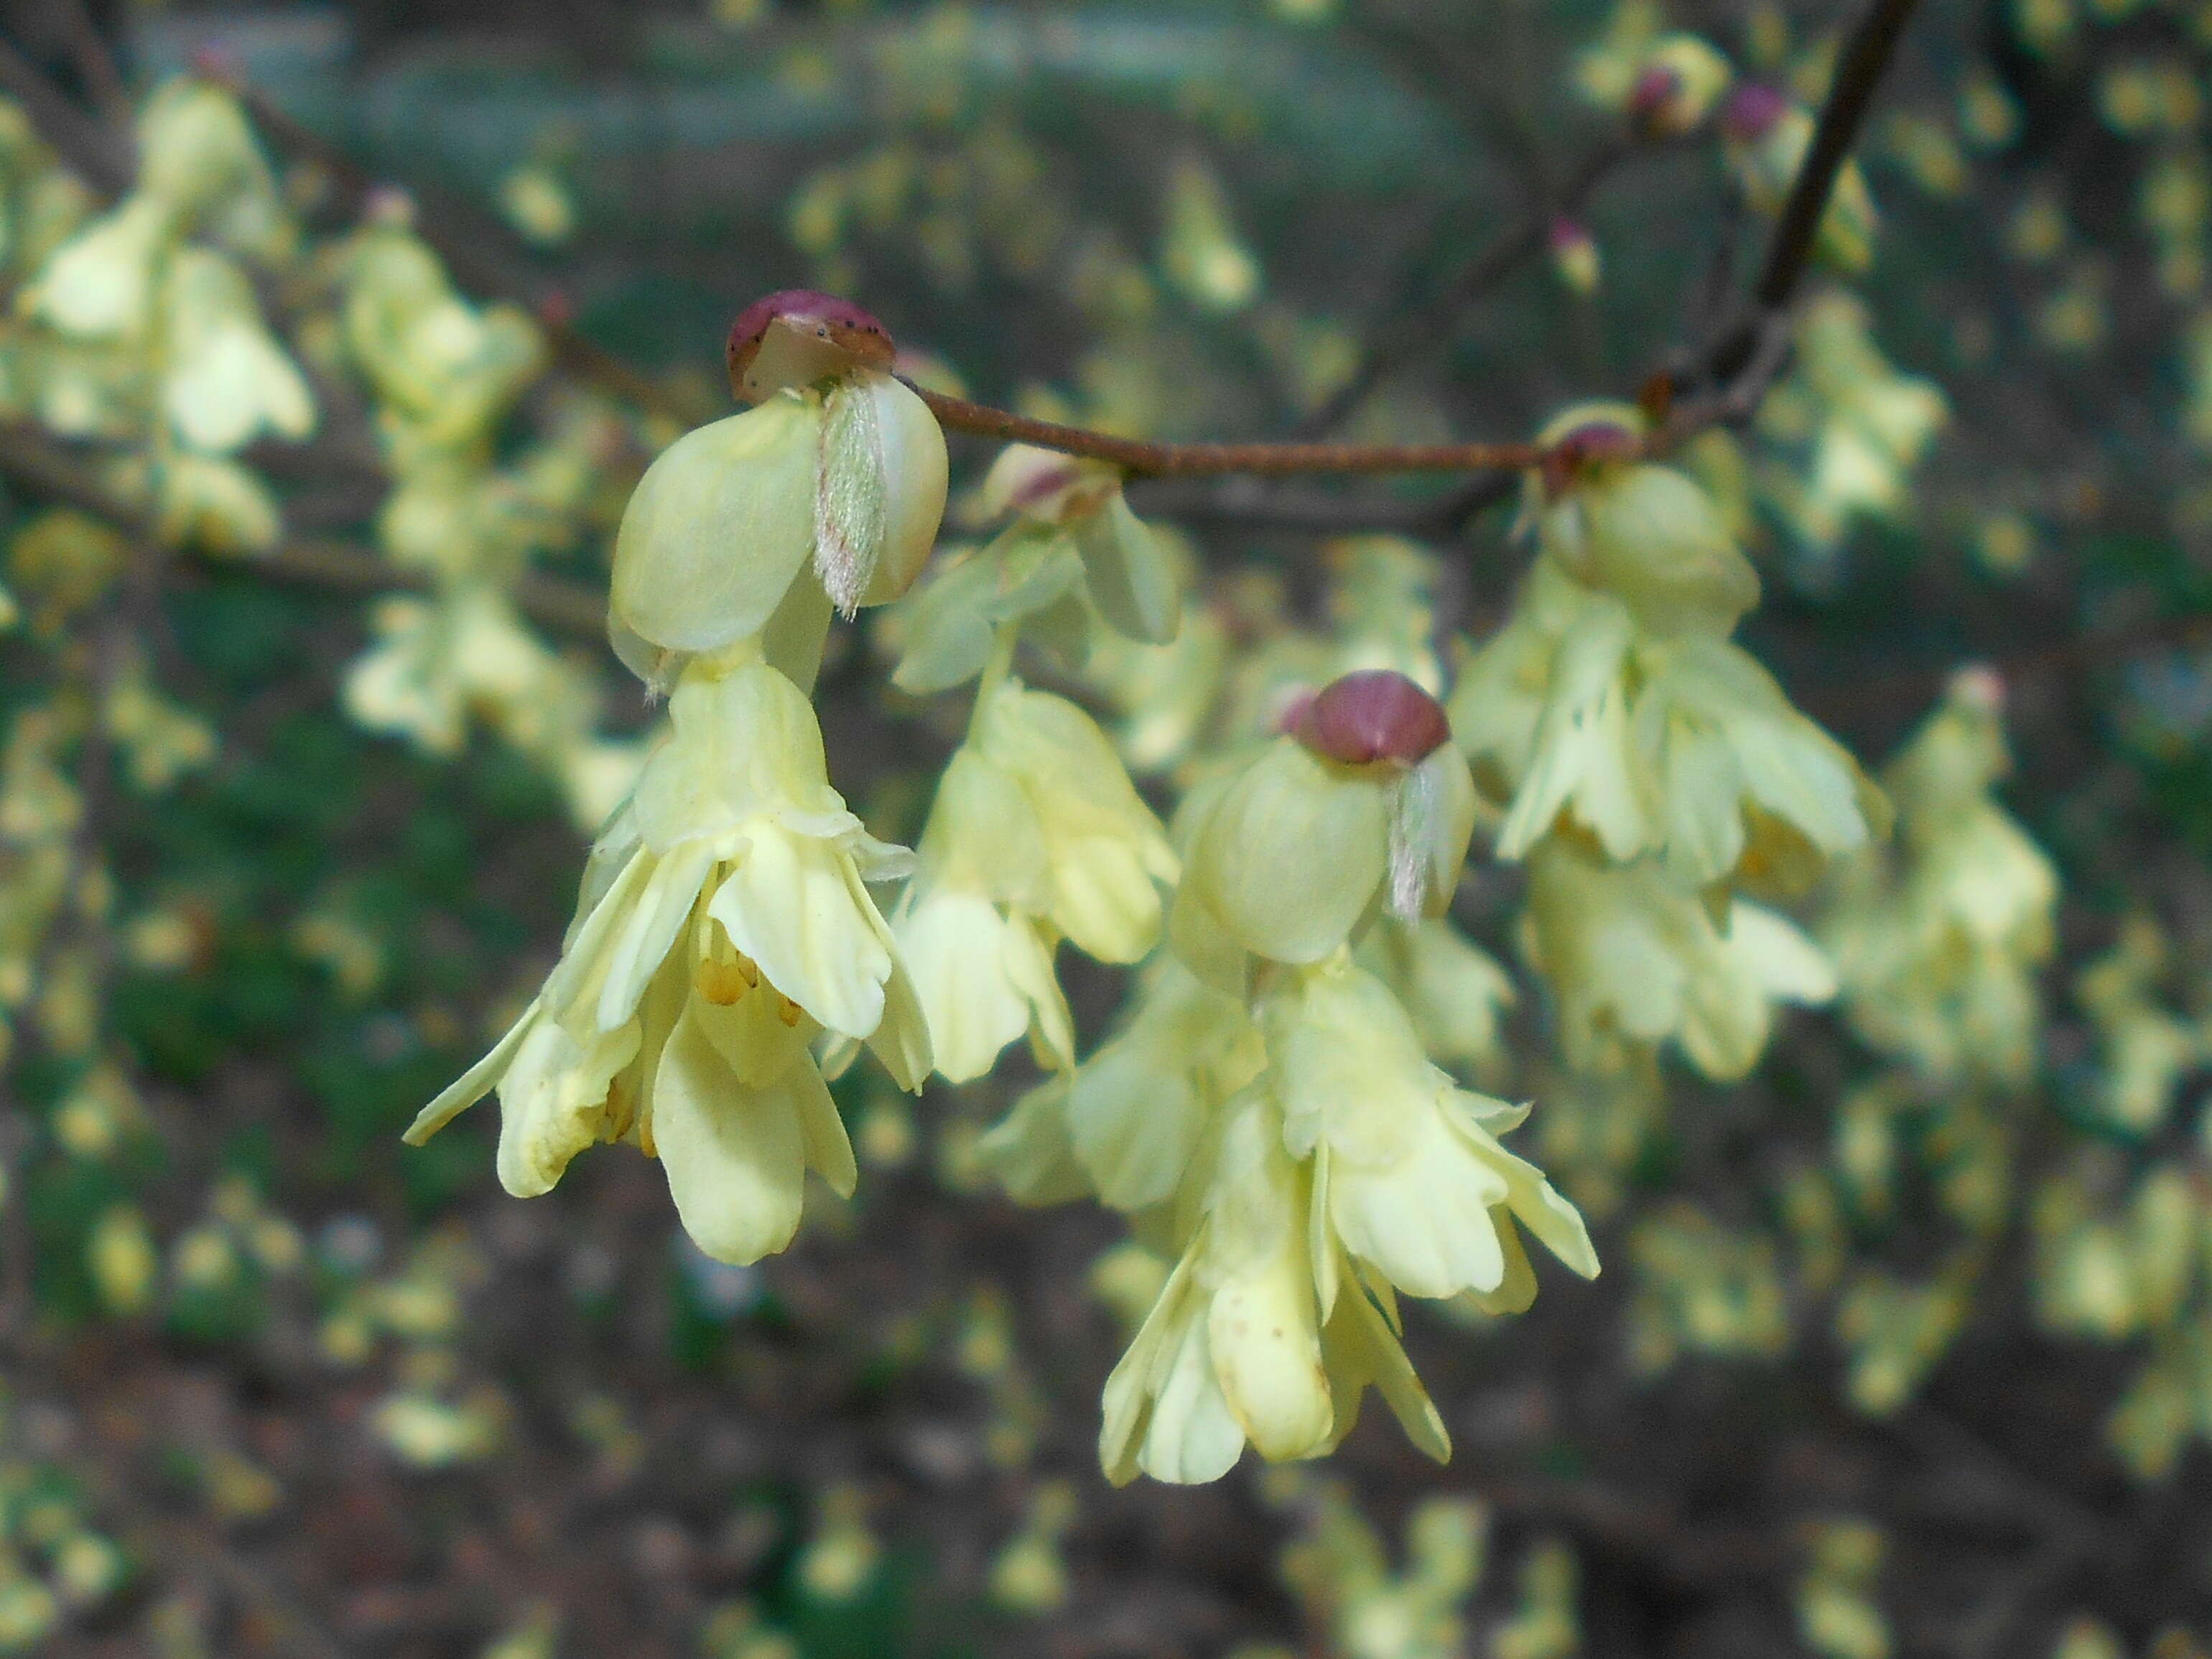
top-left (409, 294), bottom-right (949, 1264)
top-left (985, 671), bottom-right (1595, 1484)
top-left (1820, 666), bottom-right (2057, 1087)
top-left (1452, 403), bottom-right (1886, 1079)
top-left (4, 76), bottom-right (310, 551)
top-left (331, 194), bottom-right (640, 830)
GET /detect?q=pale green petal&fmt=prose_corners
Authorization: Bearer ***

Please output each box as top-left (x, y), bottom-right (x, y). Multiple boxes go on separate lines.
top-left (979, 1078), bottom-right (1093, 1207)
top-left (650, 1004), bottom-right (807, 1265)
top-left (1319, 1277), bottom-right (1450, 1464)
top-left (1186, 740), bottom-right (1388, 965)
top-left (610, 399), bottom-right (819, 657)
top-left (595, 842), bottom-right (716, 1033)
top-left (1497, 603), bottom-right (1651, 862)
top-left (899, 888), bottom-right (1032, 1083)
top-left (854, 372), bottom-right (949, 607)
top-left (1072, 494), bottom-right (1179, 645)
top-left (493, 1016), bottom-right (640, 1198)
top-left (403, 999), bottom-right (540, 1144)
top-left (710, 827), bottom-right (892, 1038)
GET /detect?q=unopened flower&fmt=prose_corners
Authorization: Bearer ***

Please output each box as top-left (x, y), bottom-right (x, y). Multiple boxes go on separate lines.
top-left (1627, 35), bottom-right (1734, 136)
top-left (406, 641), bottom-right (929, 1263)
top-left (1548, 216), bottom-right (1601, 296)
top-left (611, 292), bottom-right (947, 685)
top-left (1523, 404), bottom-right (1761, 639)
top-left (1172, 671), bottom-right (1476, 988)
top-left (977, 443), bottom-right (1179, 646)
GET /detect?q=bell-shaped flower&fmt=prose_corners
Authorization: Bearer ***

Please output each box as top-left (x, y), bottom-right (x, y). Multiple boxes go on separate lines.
top-left (612, 293), bottom-right (947, 687)
top-left (893, 747), bottom-right (1076, 1084)
top-left (975, 674), bottom-right (1180, 960)
top-left (977, 444), bottom-right (1179, 646)
top-left (339, 203), bottom-right (545, 445)
top-left (1630, 631), bottom-right (1889, 896)
top-left (1100, 1095), bottom-right (1444, 1484)
top-left (897, 671), bottom-right (1176, 1082)
top-left (346, 586), bottom-right (540, 757)
top-left (404, 640), bottom-right (929, 1263)
top-left (135, 77), bottom-right (287, 254)
top-left (19, 193), bottom-right (171, 340)
top-left (1521, 404), bottom-right (1761, 639)
top-left (1487, 589), bottom-right (1653, 863)
top-left (1260, 955), bottom-right (1598, 1309)
top-left (980, 954), bottom-right (1264, 1212)
top-left (152, 452), bottom-right (282, 555)
top-left (161, 247), bottom-right (315, 454)
top-left (1821, 669), bottom-right (2055, 1085)
top-left (1172, 672), bottom-right (1475, 989)
top-left (1522, 838), bottom-right (1836, 1080)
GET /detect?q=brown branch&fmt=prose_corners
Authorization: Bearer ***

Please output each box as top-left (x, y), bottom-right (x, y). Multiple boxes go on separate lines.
top-left (1755, 0), bottom-right (1923, 312)
top-left (229, 83), bottom-right (701, 427)
top-left (0, 422), bottom-right (610, 639)
top-left (909, 383), bottom-right (1540, 477)
top-left (1295, 133), bottom-right (1653, 440)
top-left (0, 29), bottom-right (130, 196)
top-left (47, 0), bottom-right (131, 131)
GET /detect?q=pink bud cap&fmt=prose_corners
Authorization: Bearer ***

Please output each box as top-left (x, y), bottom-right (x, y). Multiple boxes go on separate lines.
top-left (1548, 215), bottom-right (1593, 254)
top-left (536, 288), bottom-right (575, 327)
top-left (1721, 83), bottom-right (1790, 142)
top-left (1293, 672), bottom-right (1451, 767)
top-left (190, 45), bottom-right (244, 85)
top-left (1948, 664), bottom-right (2005, 714)
top-left (1538, 418), bottom-right (1640, 500)
top-left (1628, 64), bottom-right (1681, 124)
top-left (726, 289), bottom-right (897, 404)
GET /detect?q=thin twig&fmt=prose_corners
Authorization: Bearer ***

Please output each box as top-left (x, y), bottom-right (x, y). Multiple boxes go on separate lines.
top-left (908, 383), bottom-right (1542, 477)
top-left (1755, 0), bottom-right (1923, 312)
top-left (47, 0), bottom-right (133, 131)
top-left (0, 28), bottom-right (131, 195)
top-left (230, 81), bottom-right (699, 426)
top-left (0, 422), bottom-right (608, 638)
top-left (1295, 134), bottom-right (1651, 440)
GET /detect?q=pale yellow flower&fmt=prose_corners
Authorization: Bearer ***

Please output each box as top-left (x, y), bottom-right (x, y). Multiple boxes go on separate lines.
top-left (161, 246), bottom-right (315, 454)
top-left (1098, 1095), bottom-right (1444, 1485)
top-left (406, 642), bottom-right (928, 1263)
top-left (1522, 838), bottom-right (1836, 1080)
top-left (980, 954), bottom-right (1263, 1211)
top-left (1262, 955), bottom-right (1598, 1308)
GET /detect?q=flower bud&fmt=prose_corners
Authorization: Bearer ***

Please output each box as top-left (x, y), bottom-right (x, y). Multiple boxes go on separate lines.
top-left (1628, 37), bottom-right (1734, 136)
top-left (1548, 216), bottom-right (1601, 297)
top-left (1721, 83), bottom-right (1790, 144)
